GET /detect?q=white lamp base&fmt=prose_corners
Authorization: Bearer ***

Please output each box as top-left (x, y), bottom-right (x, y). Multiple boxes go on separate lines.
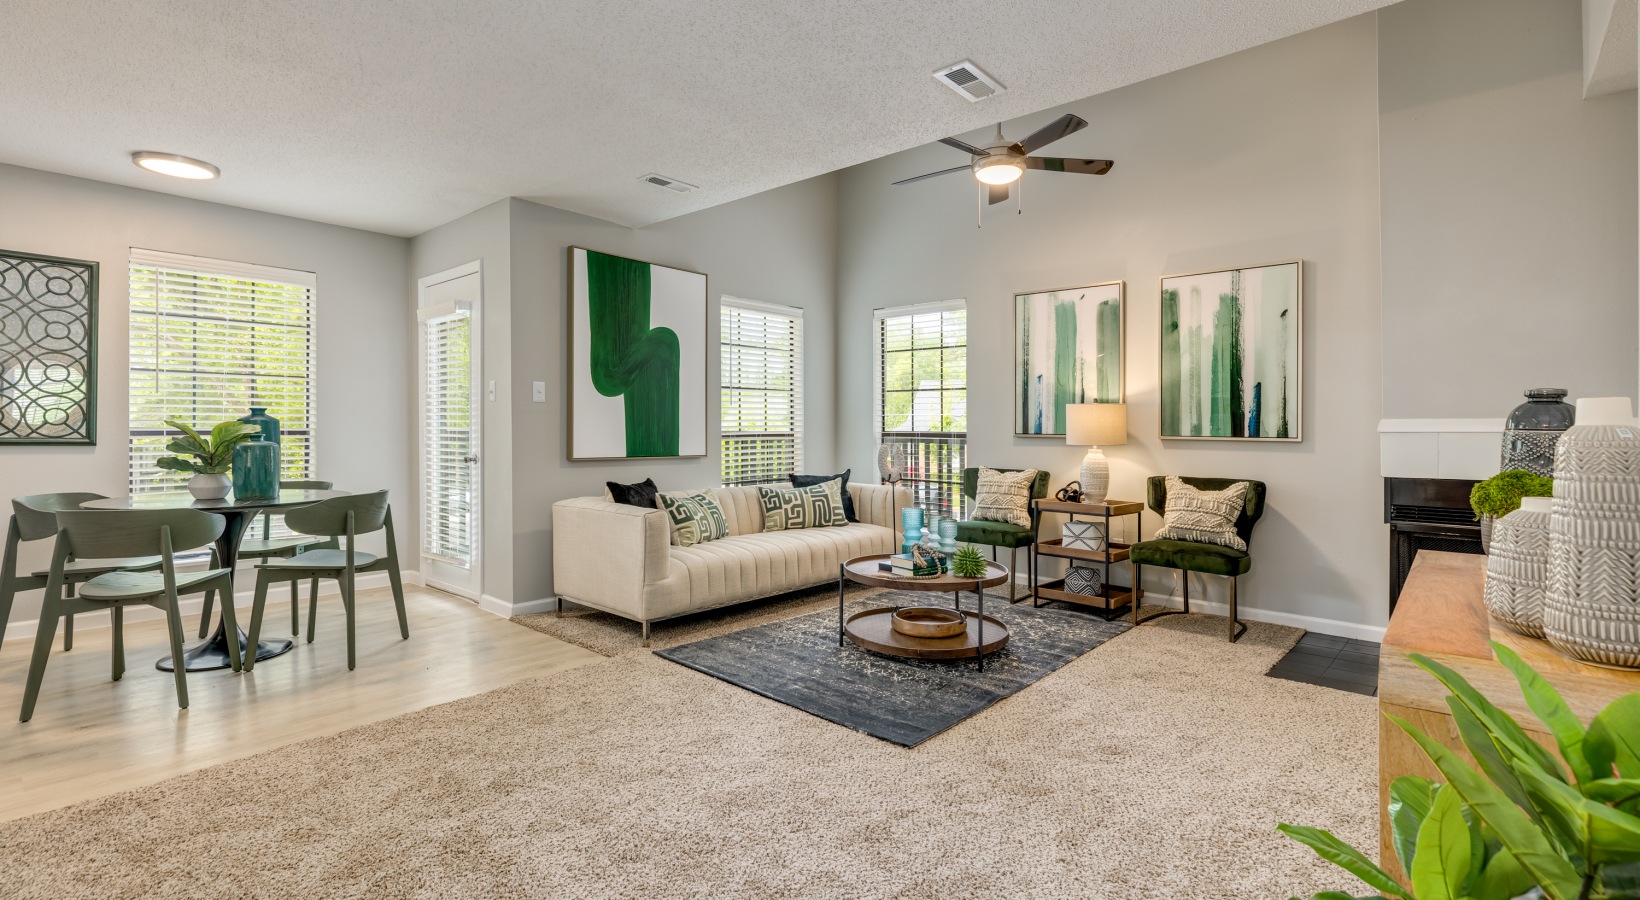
top-left (1080, 446), bottom-right (1109, 504)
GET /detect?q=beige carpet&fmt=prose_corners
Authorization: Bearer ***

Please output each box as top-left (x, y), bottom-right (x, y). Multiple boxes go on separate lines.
top-left (0, 599), bottom-right (1379, 899)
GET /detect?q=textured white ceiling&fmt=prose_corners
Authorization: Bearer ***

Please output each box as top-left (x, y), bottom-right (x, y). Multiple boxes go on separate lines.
top-left (1, 0), bottom-right (1398, 235)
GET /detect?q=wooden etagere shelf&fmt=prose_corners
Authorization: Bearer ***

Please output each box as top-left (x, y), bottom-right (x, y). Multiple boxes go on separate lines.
top-left (1030, 498), bottom-right (1143, 619)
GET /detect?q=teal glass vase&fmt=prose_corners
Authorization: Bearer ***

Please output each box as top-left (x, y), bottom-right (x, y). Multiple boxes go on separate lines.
top-left (900, 507), bottom-right (924, 555)
top-left (232, 434), bottom-right (280, 501)
top-left (239, 406), bottom-right (281, 446)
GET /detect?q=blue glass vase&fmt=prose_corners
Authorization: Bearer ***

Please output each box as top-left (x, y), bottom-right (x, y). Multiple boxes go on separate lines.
top-left (232, 434), bottom-right (280, 501)
top-left (239, 406), bottom-right (281, 447)
top-left (900, 507), bottom-right (924, 556)
top-left (938, 518), bottom-right (958, 555)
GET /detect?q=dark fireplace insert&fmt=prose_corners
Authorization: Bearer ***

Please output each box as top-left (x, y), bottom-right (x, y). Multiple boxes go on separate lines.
top-left (1385, 476), bottom-right (1484, 611)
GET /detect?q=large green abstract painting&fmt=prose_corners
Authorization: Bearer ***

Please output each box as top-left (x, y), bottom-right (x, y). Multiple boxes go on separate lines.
top-left (1015, 281), bottom-right (1123, 436)
top-left (570, 247), bottom-right (706, 460)
top-left (1160, 261), bottom-right (1301, 441)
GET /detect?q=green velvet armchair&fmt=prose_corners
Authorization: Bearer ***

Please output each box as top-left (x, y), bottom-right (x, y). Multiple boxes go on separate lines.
top-left (1129, 475), bottom-right (1267, 643)
top-left (955, 467), bottom-right (1051, 602)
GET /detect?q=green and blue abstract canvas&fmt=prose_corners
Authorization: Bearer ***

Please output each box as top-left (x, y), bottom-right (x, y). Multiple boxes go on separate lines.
top-left (1160, 261), bottom-right (1300, 441)
top-left (1015, 281), bottom-right (1124, 436)
top-left (570, 247), bottom-right (706, 460)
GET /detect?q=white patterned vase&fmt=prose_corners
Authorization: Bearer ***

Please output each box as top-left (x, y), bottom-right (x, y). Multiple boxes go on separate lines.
top-left (1484, 497), bottom-right (1553, 637)
top-left (1543, 398), bottom-right (1640, 668)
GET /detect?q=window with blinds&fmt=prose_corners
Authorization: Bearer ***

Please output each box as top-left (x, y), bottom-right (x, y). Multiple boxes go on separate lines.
top-left (721, 299), bottom-right (803, 487)
top-left (128, 250), bottom-right (316, 498)
top-left (876, 302), bottom-right (967, 518)
top-left (420, 305), bottom-right (474, 565)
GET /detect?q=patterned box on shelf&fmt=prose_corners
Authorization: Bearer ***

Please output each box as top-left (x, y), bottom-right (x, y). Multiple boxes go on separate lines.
top-left (1484, 497), bottom-right (1553, 638)
top-left (1543, 399), bottom-right (1640, 668)
top-left (1064, 565), bottom-right (1103, 596)
top-left (1062, 520), bottom-right (1107, 553)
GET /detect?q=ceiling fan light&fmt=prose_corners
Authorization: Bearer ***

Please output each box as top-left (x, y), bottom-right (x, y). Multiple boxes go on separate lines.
top-left (973, 156), bottom-right (1023, 185)
top-left (132, 151), bottom-right (220, 180)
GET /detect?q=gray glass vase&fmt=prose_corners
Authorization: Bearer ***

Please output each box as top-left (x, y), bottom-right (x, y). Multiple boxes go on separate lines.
top-left (1500, 388), bottom-right (1574, 477)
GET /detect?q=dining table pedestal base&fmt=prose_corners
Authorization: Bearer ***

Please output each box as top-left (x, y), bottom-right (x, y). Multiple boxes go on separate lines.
top-left (155, 622), bottom-right (294, 672)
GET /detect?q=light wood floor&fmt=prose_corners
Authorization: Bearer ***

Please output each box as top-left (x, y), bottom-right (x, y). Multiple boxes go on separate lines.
top-left (0, 585), bottom-right (603, 823)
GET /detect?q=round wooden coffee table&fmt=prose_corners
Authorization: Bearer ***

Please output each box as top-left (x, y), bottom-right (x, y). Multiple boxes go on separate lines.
top-left (837, 554), bottom-right (1012, 670)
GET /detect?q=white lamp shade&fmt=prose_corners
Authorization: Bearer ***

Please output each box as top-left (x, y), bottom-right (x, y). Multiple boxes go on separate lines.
top-left (1065, 403), bottom-right (1127, 446)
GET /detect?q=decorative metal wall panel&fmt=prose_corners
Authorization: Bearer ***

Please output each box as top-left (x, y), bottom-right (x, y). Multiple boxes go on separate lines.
top-left (0, 250), bottom-right (98, 444)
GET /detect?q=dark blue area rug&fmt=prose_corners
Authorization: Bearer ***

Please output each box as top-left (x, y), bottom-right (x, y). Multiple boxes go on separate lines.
top-left (655, 590), bottom-right (1131, 746)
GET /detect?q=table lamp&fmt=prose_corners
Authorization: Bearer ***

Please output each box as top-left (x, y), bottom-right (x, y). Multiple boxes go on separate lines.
top-left (1065, 403), bottom-right (1127, 504)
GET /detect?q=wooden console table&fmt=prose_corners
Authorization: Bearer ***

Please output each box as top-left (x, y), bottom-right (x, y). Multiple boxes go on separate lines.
top-left (1379, 550), bottom-right (1640, 880)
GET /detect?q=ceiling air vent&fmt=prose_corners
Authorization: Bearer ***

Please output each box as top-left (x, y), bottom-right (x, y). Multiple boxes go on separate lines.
top-left (638, 173), bottom-right (697, 193)
top-left (933, 60), bottom-right (1004, 102)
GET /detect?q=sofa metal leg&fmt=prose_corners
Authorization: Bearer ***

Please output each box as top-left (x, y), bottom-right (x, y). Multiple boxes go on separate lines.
top-left (641, 620), bottom-right (650, 648)
top-left (556, 596), bottom-right (563, 617)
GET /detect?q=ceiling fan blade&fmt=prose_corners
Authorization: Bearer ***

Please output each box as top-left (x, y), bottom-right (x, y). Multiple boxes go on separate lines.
top-left (1025, 157), bottom-right (1114, 175)
top-left (1019, 114), bottom-right (1089, 154)
top-left (938, 136), bottom-right (986, 155)
top-left (987, 183), bottom-right (1010, 205)
top-left (892, 165), bottom-right (971, 186)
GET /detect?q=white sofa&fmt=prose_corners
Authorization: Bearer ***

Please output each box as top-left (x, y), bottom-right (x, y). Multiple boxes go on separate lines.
top-left (552, 483), bottom-right (911, 643)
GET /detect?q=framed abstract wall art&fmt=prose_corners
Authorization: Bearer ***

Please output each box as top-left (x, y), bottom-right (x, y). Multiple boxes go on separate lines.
top-left (568, 246), bottom-right (707, 460)
top-left (1159, 260), bottom-right (1301, 441)
top-left (0, 249), bottom-right (98, 445)
top-left (1015, 280), bottom-right (1124, 436)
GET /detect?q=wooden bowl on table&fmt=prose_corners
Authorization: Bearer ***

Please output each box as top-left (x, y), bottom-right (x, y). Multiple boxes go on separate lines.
top-left (890, 606), bottom-right (968, 639)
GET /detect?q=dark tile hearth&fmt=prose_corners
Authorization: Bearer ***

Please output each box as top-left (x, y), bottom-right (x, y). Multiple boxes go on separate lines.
top-left (1266, 632), bottom-right (1379, 696)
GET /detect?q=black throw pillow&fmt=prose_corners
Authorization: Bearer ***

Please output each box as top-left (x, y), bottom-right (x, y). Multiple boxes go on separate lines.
top-left (789, 469), bottom-right (857, 522)
top-left (607, 478), bottom-right (660, 509)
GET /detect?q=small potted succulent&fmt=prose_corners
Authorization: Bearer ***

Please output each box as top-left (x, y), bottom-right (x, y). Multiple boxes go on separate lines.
top-left (155, 419), bottom-right (261, 500)
top-left (1470, 469), bottom-right (1553, 553)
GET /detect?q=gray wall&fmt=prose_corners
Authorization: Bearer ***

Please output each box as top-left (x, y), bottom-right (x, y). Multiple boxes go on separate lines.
top-left (0, 163), bottom-right (411, 627)
top-left (1380, 0), bottom-right (1639, 417)
top-left (837, 16), bottom-right (1388, 630)
top-left (408, 177), bottom-right (839, 606)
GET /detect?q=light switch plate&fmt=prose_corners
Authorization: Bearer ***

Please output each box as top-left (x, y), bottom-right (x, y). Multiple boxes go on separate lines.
top-left (487, 379), bottom-right (496, 402)
top-left (532, 381), bottom-right (546, 402)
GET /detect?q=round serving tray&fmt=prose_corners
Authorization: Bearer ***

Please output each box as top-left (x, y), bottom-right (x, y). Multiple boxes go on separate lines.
top-left (891, 606), bottom-right (968, 638)
top-left (844, 607), bottom-right (1010, 660)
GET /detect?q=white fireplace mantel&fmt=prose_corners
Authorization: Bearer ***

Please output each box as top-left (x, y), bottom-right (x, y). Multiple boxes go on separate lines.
top-left (1377, 419), bottom-right (1505, 480)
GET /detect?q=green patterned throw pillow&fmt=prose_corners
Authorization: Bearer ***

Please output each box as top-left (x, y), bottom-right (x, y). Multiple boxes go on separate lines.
top-left (758, 480), bottom-right (847, 532)
top-left (658, 490), bottom-right (730, 547)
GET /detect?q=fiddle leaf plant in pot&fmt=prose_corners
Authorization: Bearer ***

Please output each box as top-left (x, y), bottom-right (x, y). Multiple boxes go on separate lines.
top-left (1279, 641), bottom-right (1640, 900)
top-left (1471, 470), bottom-right (1554, 554)
top-left (155, 419), bottom-right (261, 500)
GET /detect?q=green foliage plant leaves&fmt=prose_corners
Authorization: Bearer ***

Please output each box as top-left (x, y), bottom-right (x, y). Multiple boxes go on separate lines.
top-left (1389, 776), bottom-right (1437, 874)
top-left (1410, 785), bottom-right (1474, 900)
top-left (1388, 714), bottom-right (1583, 900)
top-left (1493, 641), bottom-right (1593, 785)
top-left (154, 456), bottom-right (200, 474)
top-left (1276, 824), bottom-right (1412, 899)
top-left (1450, 696), bottom-right (1540, 821)
top-left (1584, 779), bottom-right (1640, 814)
top-left (1588, 695), bottom-right (1640, 782)
top-left (1516, 762), bottom-right (1640, 867)
top-left (1412, 652), bottom-right (1569, 783)
top-left (1471, 848), bottom-right (1536, 900)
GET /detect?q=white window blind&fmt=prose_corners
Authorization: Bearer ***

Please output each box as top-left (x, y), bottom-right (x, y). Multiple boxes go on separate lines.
top-left (721, 298), bottom-right (803, 487)
top-left (128, 250), bottom-right (316, 498)
top-left (876, 301), bottom-right (967, 518)
top-left (421, 304), bottom-right (474, 565)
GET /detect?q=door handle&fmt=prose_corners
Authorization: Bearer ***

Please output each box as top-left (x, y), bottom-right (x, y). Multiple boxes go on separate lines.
top-left (463, 455), bottom-right (479, 464)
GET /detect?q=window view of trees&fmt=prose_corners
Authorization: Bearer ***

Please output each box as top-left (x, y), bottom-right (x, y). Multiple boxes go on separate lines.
top-left (721, 302), bottom-right (802, 487)
top-left (878, 306), bottom-right (967, 518)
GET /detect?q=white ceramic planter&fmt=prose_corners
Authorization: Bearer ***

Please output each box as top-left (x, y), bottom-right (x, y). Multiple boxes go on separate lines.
top-left (1484, 496), bottom-right (1553, 637)
top-left (187, 472), bottom-right (232, 501)
top-left (1543, 398), bottom-right (1640, 668)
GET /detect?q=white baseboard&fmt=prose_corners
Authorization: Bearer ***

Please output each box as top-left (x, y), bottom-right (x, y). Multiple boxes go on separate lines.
top-left (479, 594), bottom-right (556, 618)
top-left (3, 570), bottom-right (424, 644)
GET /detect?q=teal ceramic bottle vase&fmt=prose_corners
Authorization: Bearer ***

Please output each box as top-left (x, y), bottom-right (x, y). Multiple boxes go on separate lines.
top-left (239, 406), bottom-right (281, 445)
top-left (232, 434), bottom-right (280, 501)
top-left (900, 507), bottom-right (924, 556)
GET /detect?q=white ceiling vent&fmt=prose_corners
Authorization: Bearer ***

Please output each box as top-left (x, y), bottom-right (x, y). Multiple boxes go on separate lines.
top-left (933, 60), bottom-right (1004, 102)
top-left (638, 173), bottom-right (697, 193)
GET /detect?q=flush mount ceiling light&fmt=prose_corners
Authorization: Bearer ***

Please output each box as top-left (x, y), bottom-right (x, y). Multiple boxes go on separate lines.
top-left (131, 151), bottom-right (219, 180)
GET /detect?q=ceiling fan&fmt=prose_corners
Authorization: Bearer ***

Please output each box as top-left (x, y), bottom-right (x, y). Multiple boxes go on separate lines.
top-left (893, 113), bottom-right (1113, 223)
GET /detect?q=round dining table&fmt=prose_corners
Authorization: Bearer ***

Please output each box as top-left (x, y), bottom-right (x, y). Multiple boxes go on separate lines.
top-left (82, 488), bottom-right (348, 672)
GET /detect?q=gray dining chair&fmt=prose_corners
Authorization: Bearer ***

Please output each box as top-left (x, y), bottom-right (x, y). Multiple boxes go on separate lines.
top-left (243, 490), bottom-right (407, 672)
top-left (19, 508), bottom-right (235, 722)
top-left (1, 493), bottom-right (166, 656)
top-left (198, 479), bottom-right (335, 638)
